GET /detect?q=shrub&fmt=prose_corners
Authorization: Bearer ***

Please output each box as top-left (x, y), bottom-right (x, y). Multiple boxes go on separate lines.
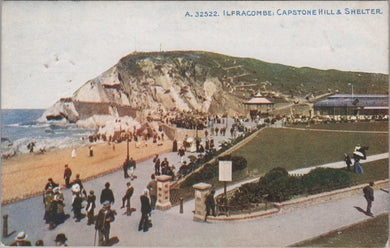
top-left (302, 167), bottom-right (351, 194)
top-left (266, 176), bottom-right (303, 202)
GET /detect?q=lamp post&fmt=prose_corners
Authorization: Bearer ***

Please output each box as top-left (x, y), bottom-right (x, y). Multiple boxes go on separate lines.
top-left (348, 83), bottom-right (354, 117)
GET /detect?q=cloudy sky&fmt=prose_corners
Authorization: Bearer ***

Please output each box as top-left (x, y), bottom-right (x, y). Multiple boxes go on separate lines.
top-left (2, 1), bottom-right (388, 109)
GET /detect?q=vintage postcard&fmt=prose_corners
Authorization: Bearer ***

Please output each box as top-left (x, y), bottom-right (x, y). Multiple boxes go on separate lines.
top-left (1, 1), bottom-right (388, 247)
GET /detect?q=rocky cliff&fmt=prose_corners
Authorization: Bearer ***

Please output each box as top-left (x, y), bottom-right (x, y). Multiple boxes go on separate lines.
top-left (41, 51), bottom-right (389, 126)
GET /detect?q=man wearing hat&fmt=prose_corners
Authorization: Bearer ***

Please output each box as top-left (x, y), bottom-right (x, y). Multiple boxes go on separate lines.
top-left (10, 231), bottom-right (32, 246)
top-left (121, 182), bottom-right (134, 216)
top-left (55, 233), bottom-right (68, 246)
top-left (95, 201), bottom-right (116, 246)
top-left (86, 190), bottom-right (96, 225)
top-left (45, 178), bottom-right (59, 191)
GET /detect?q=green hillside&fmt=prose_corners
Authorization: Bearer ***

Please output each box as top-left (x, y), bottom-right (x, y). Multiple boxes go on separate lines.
top-left (117, 50), bottom-right (388, 98)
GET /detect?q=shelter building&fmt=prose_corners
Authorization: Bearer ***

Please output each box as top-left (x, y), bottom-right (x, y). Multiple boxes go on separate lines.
top-left (313, 94), bottom-right (388, 116)
top-left (243, 92), bottom-right (274, 115)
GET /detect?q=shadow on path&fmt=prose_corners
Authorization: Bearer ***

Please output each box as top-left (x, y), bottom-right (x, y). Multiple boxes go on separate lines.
top-left (104, 236), bottom-right (119, 246)
top-left (353, 206), bottom-right (374, 217)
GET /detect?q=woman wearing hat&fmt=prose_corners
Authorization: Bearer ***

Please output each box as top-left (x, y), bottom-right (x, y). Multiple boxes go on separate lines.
top-left (53, 187), bottom-right (66, 225)
top-left (10, 231), bottom-right (31, 246)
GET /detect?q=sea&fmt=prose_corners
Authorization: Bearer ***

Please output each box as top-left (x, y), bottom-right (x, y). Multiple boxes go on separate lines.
top-left (1, 109), bottom-right (94, 155)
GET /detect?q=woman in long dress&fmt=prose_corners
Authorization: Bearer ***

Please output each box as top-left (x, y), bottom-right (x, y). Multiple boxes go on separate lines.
top-left (354, 158), bottom-right (364, 173)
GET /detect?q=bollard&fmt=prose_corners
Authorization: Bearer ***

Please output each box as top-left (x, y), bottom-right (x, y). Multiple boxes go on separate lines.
top-left (3, 215), bottom-right (8, 237)
top-left (179, 197), bottom-right (183, 214)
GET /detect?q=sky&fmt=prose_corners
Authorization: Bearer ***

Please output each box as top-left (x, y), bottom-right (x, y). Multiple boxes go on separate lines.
top-left (1, 1), bottom-right (389, 109)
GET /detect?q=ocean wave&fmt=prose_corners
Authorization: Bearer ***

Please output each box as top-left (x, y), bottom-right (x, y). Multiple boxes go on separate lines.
top-left (1, 132), bottom-right (93, 155)
top-left (7, 122), bottom-right (51, 128)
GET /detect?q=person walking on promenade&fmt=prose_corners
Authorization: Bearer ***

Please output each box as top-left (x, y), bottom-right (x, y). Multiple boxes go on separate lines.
top-left (205, 189), bottom-right (216, 221)
top-left (129, 157), bottom-right (137, 180)
top-left (153, 154), bottom-right (161, 176)
top-left (72, 192), bottom-right (84, 222)
top-left (43, 187), bottom-right (54, 223)
top-left (123, 157), bottom-right (130, 178)
top-left (344, 154), bottom-right (352, 171)
top-left (44, 187), bottom-right (57, 229)
top-left (54, 233), bottom-right (68, 246)
top-left (86, 190), bottom-right (96, 225)
top-left (72, 174), bottom-right (87, 197)
top-left (95, 201), bottom-right (116, 246)
top-left (121, 182), bottom-right (134, 216)
top-left (363, 182), bottom-right (375, 216)
top-left (64, 164), bottom-right (72, 188)
top-left (138, 189), bottom-right (152, 232)
top-left (147, 174), bottom-right (157, 210)
top-left (53, 187), bottom-right (66, 225)
top-left (10, 231), bottom-right (32, 246)
top-left (100, 182), bottom-right (115, 205)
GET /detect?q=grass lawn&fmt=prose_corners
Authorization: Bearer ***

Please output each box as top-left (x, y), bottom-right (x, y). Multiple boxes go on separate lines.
top-left (231, 127), bottom-right (388, 181)
top-left (291, 213), bottom-right (389, 247)
top-left (286, 121), bottom-right (388, 132)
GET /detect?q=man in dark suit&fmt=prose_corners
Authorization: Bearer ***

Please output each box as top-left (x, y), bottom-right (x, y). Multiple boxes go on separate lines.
top-left (121, 182), bottom-right (134, 215)
top-left (138, 190), bottom-right (151, 232)
top-left (363, 182), bottom-right (374, 216)
top-left (100, 182), bottom-right (115, 205)
top-left (205, 189), bottom-right (216, 221)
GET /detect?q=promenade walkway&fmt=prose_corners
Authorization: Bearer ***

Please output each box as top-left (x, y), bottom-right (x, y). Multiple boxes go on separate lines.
top-left (1, 119), bottom-right (388, 246)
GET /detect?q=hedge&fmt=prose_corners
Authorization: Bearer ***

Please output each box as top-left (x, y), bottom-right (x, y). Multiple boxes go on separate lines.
top-left (228, 167), bottom-right (352, 205)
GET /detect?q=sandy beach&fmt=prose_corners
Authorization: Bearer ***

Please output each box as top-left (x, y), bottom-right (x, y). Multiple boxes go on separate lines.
top-left (1, 139), bottom-right (173, 205)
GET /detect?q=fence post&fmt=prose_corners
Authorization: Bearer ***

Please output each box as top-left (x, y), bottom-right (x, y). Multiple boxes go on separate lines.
top-left (179, 197), bottom-right (183, 214)
top-left (3, 215), bottom-right (8, 237)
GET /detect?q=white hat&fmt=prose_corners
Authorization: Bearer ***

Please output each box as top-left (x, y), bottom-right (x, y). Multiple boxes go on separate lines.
top-left (15, 231), bottom-right (28, 241)
top-left (53, 187), bottom-right (60, 192)
top-left (71, 184), bottom-right (80, 193)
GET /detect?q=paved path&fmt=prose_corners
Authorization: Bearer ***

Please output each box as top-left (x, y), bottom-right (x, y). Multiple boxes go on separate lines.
top-left (1, 120), bottom-right (388, 246)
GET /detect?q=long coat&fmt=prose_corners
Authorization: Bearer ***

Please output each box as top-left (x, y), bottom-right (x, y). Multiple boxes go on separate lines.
top-left (95, 208), bottom-right (116, 233)
top-left (140, 195), bottom-right (151, 214)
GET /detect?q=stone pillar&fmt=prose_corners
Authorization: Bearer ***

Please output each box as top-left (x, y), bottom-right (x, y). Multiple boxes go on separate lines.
top-left (193, 183), bottom-right (212, 221)
top-left (156, 175), bottom-right (172, 210)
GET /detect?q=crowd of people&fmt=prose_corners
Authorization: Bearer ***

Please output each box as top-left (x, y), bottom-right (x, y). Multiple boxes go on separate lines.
top-left (8, 114), bottom-right (255, 246)
top-left (18, 158), bottom-right (159, 246)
